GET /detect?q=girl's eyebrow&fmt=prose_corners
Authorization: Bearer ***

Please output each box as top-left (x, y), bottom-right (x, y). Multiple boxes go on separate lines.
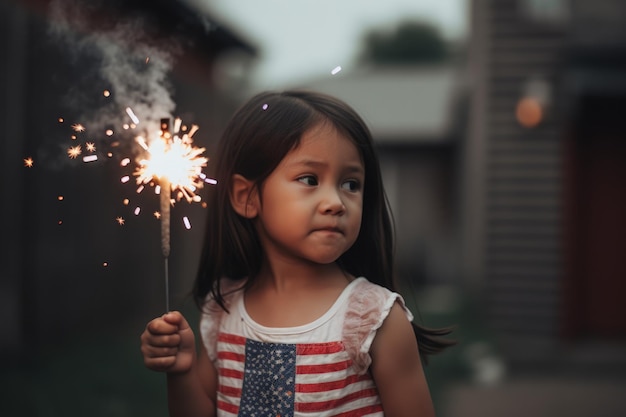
top-left (290, 159), bottom-right (364, 174)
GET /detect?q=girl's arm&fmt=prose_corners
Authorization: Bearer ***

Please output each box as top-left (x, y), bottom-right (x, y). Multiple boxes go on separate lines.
top-left (370, 302), bottom-right (436, 417)
top-left (141, 311), bottom-right (218, 417)
top-left (166, 343), bottom-right (217, 417)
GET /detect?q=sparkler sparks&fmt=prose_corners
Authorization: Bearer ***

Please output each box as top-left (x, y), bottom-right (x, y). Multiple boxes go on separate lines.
top-left (55, 99), bottom-right (214, 312)
top-left (133, 119), bottom-right (209, 204)
top-left (68, 145), bottom-right (82, 158)
top-left (72, 123), bottom-right (86, 132)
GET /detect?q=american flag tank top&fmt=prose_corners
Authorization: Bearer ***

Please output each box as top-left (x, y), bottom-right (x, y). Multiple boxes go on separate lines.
top-left (200, 277), bottom-right (413, 417)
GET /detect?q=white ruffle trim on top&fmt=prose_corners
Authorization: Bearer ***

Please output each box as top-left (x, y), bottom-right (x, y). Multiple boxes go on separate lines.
top-left (342, 278), bottom-right (414, 375)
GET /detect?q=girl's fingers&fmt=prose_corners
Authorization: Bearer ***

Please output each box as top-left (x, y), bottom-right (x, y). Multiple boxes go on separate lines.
top-left (144, 355), bottom-right (177, 371)
top-left (146, 317), bottom-right (178, 335)
top-left (146, 333), bottom-right (181, 348)
top-left (145, 345), bottom-right (178, 358)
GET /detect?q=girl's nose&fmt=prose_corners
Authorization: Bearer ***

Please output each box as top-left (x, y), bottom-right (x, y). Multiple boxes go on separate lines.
top-left (320, 188), bottom-right (346, 214)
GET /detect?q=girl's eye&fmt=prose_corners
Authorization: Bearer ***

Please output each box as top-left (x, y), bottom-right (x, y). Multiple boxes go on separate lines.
top-left (341, 179), bottom-right (361, 192)
top-left (298, 175), bottom-right (318, 186)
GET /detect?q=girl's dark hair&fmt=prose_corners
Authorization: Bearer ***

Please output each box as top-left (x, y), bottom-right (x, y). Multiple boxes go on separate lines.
top-left (193, 90), bottom-right (454, 357)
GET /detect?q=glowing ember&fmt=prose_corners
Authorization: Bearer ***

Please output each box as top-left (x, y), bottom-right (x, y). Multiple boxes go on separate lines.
top-left (68, 145), bottom-right (82, 159)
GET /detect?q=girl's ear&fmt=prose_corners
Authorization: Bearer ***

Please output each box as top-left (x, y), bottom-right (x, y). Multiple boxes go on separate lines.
top-left (230, 174), bottom-right (259, 218)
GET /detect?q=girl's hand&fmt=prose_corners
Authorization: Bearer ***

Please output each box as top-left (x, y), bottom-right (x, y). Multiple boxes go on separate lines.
top-left (140, 311), bottom-right (196, 374)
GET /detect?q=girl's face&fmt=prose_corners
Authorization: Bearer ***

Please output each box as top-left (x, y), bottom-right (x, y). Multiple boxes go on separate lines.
top-left (254, 122), bottom-right (364, 267)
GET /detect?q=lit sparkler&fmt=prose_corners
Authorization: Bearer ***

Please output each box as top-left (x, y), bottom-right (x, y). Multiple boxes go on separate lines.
top-left (132, 116), bottom-right (211, 311)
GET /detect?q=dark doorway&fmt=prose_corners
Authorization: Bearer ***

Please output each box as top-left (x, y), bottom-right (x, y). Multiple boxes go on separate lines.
top-left (563, 94), bottom-right (626, 340)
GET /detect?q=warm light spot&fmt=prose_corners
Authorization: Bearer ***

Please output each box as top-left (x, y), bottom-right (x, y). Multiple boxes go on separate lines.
top-left (123, 199), bottom-right (129, 205)
top-left (121, 175), bottom-right (130, 183)
top-left (103, 90), bottom-right (110, 97)
top-left (106, 129), bottom-right (114, 136)
top-left (154, 211), bottom-right (161, 219)
top-left (72, 123), bottom-right (85, 132)
top-left (24, 157), bottom-right (34, 168)
top-left (116, 217), bottom-right (125, 225)
top-left (134, 207), bottom-right (141, 215)
top-left (86, 142), bottom-right (96, 152)
top-left (68, 145), bottom-right (82, 158)
top-left (58, 220), bottom-right (63, 225)
top-left (57, 195), bottom-right (64, 201)
top-left (516, 97), bottom-right (543, 128)
top-left (58, 117), bottom-right (64, 123)
top-left (103, 262), bottom-right (109, 267)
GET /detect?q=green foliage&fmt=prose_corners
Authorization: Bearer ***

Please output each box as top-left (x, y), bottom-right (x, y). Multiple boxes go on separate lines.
top-left (359, 20), bottom-right (449, 65)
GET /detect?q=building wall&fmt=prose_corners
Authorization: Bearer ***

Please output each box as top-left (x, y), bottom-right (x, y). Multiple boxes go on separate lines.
top-left (467, 0), bottom-right (626, 365)
top-left (466, 0), bottom-right (569, 363)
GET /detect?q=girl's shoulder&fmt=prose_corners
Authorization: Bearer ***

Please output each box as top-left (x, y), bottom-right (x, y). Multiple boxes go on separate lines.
top-left (199, 277), bottom-right (246, 361)
top-left (343, 277), bottom-right (414, 374)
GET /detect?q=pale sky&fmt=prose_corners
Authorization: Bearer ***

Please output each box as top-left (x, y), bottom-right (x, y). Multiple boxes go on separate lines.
top-left (186, 0), bottom-right (468, 88)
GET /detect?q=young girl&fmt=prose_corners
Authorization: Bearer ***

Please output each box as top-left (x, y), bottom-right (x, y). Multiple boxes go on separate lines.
top-left (140, 90), bottom-right (454, 416)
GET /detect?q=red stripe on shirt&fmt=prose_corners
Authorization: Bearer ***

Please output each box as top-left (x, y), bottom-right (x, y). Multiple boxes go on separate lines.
top-left (296, 373), bottom-right (371, 393)
top-left (297, 341), bottom-right (344, 355)
top-left (219, 367), bottom-right (244, 379)
top-left (218, 383), bottom-right (242, 397)
top-left (218, 332), bottom-right (246, 345)
top-left (217, 399), bottom-right (239, 415)
top-left (296, 359), bottom-right (352, 374)
top-left (332, 403), bottom-right (384, 417)
top-left (294, 387), bottom-right (380, 412)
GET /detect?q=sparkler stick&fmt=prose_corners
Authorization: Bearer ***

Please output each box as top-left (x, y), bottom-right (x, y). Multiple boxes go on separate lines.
top-left (159, 118), bottom-right (172, 311)
top-left (160, 177), bottom-right (171, 311)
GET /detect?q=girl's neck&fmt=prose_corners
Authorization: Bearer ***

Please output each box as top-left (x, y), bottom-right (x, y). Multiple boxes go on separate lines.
top-left (244, 262), bottom-right (353, 328)
top-left (252, 261), bottom-right (350, 293)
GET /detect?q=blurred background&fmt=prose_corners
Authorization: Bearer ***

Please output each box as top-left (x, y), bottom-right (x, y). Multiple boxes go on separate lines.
top-left (1, 0), bottom-right (626, 415)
